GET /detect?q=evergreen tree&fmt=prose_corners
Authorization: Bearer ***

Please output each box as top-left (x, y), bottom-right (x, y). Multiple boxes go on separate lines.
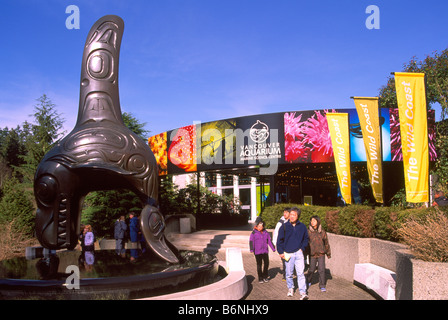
top-left (0, 127), bottom-right (26, 169)
top-left (0, 125), bottom-right (31, 184)
top-left (0, 155), bottom-right (12, 190)
top-left (82, 189), bottom-right (142, 238)
top-left (159, 175), bottom-right (182, 215)
top-left (378, 49), bottom-right (448, 116)
top-left (0, 175), bottom-right (35, 236)
top-left (122, 112), bottom-right (150, 139)
top-left (16, 95), bottom-right (65, 183)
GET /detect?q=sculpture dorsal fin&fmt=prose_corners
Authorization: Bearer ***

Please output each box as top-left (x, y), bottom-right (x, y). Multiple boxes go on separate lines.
top-left (77, 15), bottom-right (125, 126)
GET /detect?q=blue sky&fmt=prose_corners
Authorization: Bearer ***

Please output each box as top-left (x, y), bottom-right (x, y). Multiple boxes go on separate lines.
top-left (1, 0), bottom-right (447, 136)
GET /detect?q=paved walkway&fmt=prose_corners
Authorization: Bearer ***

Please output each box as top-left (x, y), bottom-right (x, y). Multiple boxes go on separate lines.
top-left (198, 228), bottom-right (376, 300)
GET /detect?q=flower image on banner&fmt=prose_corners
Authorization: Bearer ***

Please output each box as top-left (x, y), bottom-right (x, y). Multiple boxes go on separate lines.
top-left (168, 124), bottom-right (197, 173)
top-left (148, 132), bottom-right (167, 175)
top-left (284, 110), bottom-right (336, 163)
top-left (304, 110), bottom-right (336, 162)
top-left (200, 119), bottom-right (237, 166)
top-left (284, 112), bottom-right (308, 162)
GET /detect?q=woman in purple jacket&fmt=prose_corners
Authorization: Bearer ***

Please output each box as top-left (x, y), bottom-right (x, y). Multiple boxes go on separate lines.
top-left (249, 220), bottom-right (276, 283)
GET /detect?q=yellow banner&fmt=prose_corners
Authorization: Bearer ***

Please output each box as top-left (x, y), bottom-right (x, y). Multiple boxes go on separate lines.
top-left (353, 97), bottom-right (383, 203)
top-left (394, 72), bottom-right (429, 203)
top-left (326, 113), bottom-right (351, 204)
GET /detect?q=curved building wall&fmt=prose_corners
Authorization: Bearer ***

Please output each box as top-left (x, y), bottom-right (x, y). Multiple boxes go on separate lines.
top-left (148, 108), bottom-right (436, 176)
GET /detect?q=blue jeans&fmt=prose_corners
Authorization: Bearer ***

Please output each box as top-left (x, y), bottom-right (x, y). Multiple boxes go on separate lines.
top-left (285, 249), bottom-right (307, 294)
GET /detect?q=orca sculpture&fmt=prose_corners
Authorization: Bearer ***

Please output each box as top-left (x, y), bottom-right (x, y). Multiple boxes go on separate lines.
top-left (33, 15), bottom-right (179, 264)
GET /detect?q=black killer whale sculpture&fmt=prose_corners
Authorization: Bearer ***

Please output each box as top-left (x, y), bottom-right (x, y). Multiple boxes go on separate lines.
top-left (33, 15), bottom-right (179, 264)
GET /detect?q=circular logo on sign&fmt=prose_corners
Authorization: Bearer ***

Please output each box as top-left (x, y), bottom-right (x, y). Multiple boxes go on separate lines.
top-left (250, 120), bottom-right (269, 143)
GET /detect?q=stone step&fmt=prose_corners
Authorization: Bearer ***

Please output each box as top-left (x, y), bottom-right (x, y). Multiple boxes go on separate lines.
top-left (99, 230), bottom-right (278, 256)
top-left (167, 231), bottom-right (254, 253)
top-left (168, 233), bottom-right (249, 244)
top-left (170, 241), bottom-right (249, 252)
top-left (167, 230), bottom-right (273, 241)
top-left (168, 239), bottom-right (249, 248)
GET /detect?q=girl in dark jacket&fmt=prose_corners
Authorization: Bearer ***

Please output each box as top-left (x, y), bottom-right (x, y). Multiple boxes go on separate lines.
top-left (306, 215), bottom-right (331, 292)
top-left (249, 220), bottom-right (276, 283)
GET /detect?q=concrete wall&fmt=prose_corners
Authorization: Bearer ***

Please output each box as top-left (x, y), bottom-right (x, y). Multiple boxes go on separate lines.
top-left (165, 214), bottom-right (196, 234)
top-left (412, 258), bottom-right (448, 300)
top-left (326, 233), bottom-right (408, 281)
top-left (325, 234), bottom-right (368, 281)
top-left (395, 249), bottom-right (448, 300)
top-left (369, 238), bottom-right (408, 271)
top-left (326, 233), bottom-right (448, 300)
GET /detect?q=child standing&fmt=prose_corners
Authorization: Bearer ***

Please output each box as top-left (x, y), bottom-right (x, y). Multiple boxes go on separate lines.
top-left (249, 220), bottom-right (276, 283)
top-left (306, 215), bottom-right (331, 292)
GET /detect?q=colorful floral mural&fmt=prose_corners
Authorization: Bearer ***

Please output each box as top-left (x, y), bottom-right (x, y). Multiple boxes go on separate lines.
top-left (284, 110), bottom-right (336, 163)
top-left (148, 108), bottom-right (437, 174)
top-left (148, 132), bottom-right (167, 175)
top-left (167, 124), bottom-right (197, 173)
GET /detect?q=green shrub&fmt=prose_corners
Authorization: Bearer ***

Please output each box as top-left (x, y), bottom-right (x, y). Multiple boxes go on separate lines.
top-left (261, 203), bottom-right (445, 244)
top-left (337, 205), bottom-right (376, 238)
top-left (325, 209), bottom-right (340, 234)
top-left (261, 203), bottom-right (295, 229)
top-left (373, 206), bottom-right (398, 240)
top-left (337, 206), bottom-right (358, 237)
top-left (261, 203), bottom-right (331, 229)
top-left (301, 205), bottom-right (331, 230)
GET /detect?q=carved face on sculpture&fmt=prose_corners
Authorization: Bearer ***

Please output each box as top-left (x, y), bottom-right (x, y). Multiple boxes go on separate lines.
top-left (33, 15), bottom-right (179, 264)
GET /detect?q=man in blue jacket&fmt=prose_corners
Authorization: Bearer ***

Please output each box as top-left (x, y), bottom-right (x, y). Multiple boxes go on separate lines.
top-left (114, 215), bottom-right (127, 257)
top-left (277, 207), bottom-right (309, 299)
top-left (129, 212), bottom-right (140, 261)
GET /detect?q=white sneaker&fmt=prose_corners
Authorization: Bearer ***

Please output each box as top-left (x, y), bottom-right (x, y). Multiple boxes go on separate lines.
top-left (300, 293), bottom-right (309, 300)
top-left (287, 288), bottom-right (294, 297)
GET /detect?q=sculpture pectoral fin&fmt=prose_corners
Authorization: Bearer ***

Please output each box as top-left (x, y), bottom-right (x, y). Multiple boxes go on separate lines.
top-left (140, 205), bottom-right (179, 264)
